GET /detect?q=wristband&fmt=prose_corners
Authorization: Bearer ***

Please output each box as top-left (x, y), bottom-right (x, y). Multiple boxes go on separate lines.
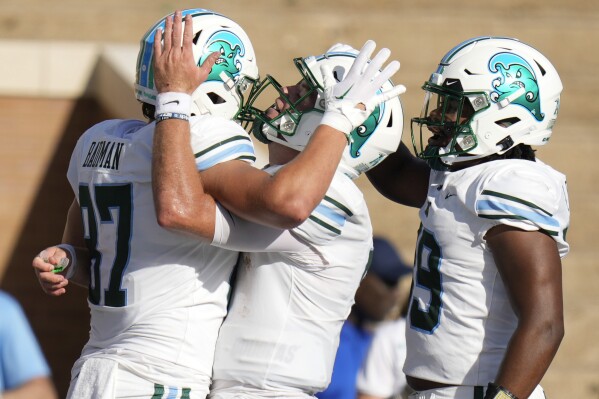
top-left (155, 112), bottom-right (190, 123)
top-left (154, 92), bottom-right (192, 118)
top-left (484, 383), bottom-right (519, 399)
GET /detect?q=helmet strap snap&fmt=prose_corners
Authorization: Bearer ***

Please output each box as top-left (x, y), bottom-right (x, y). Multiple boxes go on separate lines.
top-left (496, 135), bottom-right (514, 151)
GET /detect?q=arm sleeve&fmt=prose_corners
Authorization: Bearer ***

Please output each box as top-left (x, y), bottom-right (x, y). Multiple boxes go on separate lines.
top-left (293, 180), bottom-right (358, 246)
top-left (190, 116), bottom-right (255, 171)
top-left (474, 163), bottom-right (570, 257)
top-left (212, 203), bottom-right (309, 253)
top-left (0, 292), bottom-right (51, 390)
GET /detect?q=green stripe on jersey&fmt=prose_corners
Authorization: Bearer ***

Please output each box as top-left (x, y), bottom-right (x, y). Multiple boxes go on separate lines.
top-left (481, 189), bottom-right (552, 216)
top-left (152, 384), bottom-right (164, 399)
top-left (308, 215), bottom-right (341, 235)
top-left (323, 195), bottom-right (353, 217)
top-left (237, 155), bottom-right (257, 162)
top-left (479, 214), bottom-right (558, 236)
top-left (194, 135), bottom-right (252, 158)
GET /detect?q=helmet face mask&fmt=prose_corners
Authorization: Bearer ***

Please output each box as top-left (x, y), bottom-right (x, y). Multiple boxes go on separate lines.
top-left (135, 8), bottom-right (259, 120)
top-left (243, 71), bottom-right (323, 142)
top-left (411, 80), bottom-right (489, 161)
top-left (241, 59), bottom-right (323, 147)
top-left (242, 45), bottom-right (404, 179)
top-left (411, 36), bottom-right (562, 166)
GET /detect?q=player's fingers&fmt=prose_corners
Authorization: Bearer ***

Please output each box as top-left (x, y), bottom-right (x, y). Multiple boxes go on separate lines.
top-left (44, 278), bottom-right (68, 291)
top-left (320, 64), bottom-right (335, 91)
top-left (182, 14), bottom-right (196, 64)
top-left (371, 60), bottom-right (400, 89)
top-left (182, 14), bottom-right (193, 48)
top-left (171, 10), bottom-right (183, 52)
top-left (363, 84), bottom-right (406, 111)
top-left (43, 282), bottom-right (67, 297)
top-left (48, 288), bottom-right (66, 297)
top-left (33, 256), bottom-right (54, 273)
top-left (163, 13), bottom-right (173, 52)
top-left (154, 28), bottom-right (163, 58)
top-left (198, 51), bottom-right (219, 81)
top-left (347, 40), bottom-right (376, 79)
top-left (362, 48), bottom-right (391, 83)
top-left (39, 271), bottom-right (65, 285)
top-left (37, 272), bottom-right (67, 296)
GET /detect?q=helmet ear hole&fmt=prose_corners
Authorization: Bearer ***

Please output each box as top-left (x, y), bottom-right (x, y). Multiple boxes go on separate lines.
top-left (333, 69), bottom-right (342, 82)
top-left (386, 111), bottom-right (394, 128)
top-left (207, 92), bottom-right (226, 105)
top-left (495, 117), bottom-right (520, 128)
top-left (534, 60), bottom-right (546, 76)
top-left (193, 30), bottom-right (202, 44)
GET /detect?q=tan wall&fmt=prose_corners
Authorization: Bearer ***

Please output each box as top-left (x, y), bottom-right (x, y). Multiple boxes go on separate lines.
top-left (1, 1), bottom-right (598, 397)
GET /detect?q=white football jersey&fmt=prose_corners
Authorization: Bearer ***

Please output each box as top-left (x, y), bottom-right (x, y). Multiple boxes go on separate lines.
top-left (403, 159), bottom-right (570, 385)
top-left (357, 318), bottom-right (408, 399)
top-left (210, 167), bottom-right (373, 396)
top-left (66, 115), bottom-right (255, 387)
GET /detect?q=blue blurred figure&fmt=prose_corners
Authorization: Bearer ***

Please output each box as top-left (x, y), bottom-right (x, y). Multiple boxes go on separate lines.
top-left (0, 290), bottom-right (57, 399)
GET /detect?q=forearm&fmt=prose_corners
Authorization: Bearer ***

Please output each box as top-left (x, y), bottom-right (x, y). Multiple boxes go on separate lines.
top-left (150, 12), bottom-right (219, 239)
top-left (58, 200), bottom-right (90, 289)
top-left (264, 125), bottom-right (347, 221)
top-left (202, 125), bottom-right (348, 230)
top-left (487, 227), bottom-right (564, 398)
top-left (494, 320), bottom-right (563, 397)
top-left (152, 118), bottom-right (216, 239)
top-left (366, 142), bottom-right (429, 208)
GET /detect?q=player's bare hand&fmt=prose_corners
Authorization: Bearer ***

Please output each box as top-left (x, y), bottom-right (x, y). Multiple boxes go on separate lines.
top-left (153, 10), bottom-right (220, 94)
top-left (33, 247), bottom-right (69, 296)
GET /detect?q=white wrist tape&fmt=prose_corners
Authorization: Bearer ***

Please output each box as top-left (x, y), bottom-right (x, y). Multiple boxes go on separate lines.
top-left (154, 92), bottom-right (192, 118)
top-left (56, 244), bottom-right (77, 279)
top-left (320, 110), bottom-right (355, 139)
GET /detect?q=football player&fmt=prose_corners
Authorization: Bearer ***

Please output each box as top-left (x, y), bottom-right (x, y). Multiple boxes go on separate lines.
top-left (366, 36), bottom-right (569, 399)
top-left (32, 9), bottom-right (258, 399)
top-left (151, 13), bottom-right (406, 399)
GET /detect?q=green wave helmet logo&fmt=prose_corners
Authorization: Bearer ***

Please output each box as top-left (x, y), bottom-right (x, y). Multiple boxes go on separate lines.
top-left (489, 52), bottom-right (543, 121)
top-left (200, 30), bottom-right (245, 82)
top-left (348, 104), bottom-right (382, 157)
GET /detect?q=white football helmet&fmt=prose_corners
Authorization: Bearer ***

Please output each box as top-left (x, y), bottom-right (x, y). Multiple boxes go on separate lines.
top-left (411, 36), bottom-right (562, 165)
top-left (135, 8), bottom-right (259, 120)
top-left (241, 43), bottom-right (404, 180)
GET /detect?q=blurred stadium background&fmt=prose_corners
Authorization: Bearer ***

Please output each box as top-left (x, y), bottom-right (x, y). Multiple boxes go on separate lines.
top-left (0, 1), bottom-right (597, 397)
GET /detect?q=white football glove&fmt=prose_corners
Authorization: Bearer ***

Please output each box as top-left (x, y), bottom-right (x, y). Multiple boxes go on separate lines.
top-left (319, 40), bottom-right (406, 139)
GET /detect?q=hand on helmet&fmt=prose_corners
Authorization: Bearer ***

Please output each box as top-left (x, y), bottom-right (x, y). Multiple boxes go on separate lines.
top-left (319, 40), bottom-right (406, 137)
top-left (153, 11), bottom-right (219, 95)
